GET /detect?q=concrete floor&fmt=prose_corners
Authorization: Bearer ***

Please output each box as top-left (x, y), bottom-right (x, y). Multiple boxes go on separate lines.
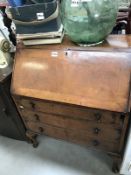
top-left (0, 135), bottom-right (116, 175)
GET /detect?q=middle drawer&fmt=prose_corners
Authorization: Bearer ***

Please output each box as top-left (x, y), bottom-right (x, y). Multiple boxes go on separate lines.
top-left (21, 110), bottom-right (122, 143)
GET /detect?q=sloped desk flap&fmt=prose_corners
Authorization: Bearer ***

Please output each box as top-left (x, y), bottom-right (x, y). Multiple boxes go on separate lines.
top-left (11, 37), bottom-right (131, 113)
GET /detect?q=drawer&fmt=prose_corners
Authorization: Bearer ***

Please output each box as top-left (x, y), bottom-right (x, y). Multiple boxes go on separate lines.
top-left (21, 110), bottom-right (122, 142)
top-left (16, 97), bottom-right (124, 126)
top-left (26, 121), bottom-right (119, 154)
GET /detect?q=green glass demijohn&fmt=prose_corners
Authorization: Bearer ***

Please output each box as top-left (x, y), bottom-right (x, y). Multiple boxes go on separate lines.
top-left (61, 0), bottom-right (118, 46)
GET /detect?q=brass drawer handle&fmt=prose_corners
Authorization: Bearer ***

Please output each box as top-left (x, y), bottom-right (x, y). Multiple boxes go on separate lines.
top-left (92, 140), bottom-right (99, 146)
top-left (38, 127), bottom-right (44, 133)
top-left (95, 113), bottom-right (101, 122)
top-left (34, 114), bottom-right (40, 121)
top-left (94, 128), bottom-right (101, 134)
top-left (30, 102), bottom-right (35, 110)
top-left (19, 105), bottom-right (24, 110)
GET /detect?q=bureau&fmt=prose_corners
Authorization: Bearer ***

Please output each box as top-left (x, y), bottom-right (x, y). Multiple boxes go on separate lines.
top-left (11, 35), bottom-right (131, 173)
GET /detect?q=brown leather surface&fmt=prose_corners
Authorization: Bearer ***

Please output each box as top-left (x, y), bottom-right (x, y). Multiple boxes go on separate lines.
top-left (12, 35), bottom-right (131, 112)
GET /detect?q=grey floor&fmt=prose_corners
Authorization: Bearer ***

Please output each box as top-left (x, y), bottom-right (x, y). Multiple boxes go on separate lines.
top-left (0, 135), bottom-right (116, 175)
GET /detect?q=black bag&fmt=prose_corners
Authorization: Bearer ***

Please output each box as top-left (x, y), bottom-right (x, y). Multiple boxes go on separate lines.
top-left (9, 0), bottom-right (61, 34)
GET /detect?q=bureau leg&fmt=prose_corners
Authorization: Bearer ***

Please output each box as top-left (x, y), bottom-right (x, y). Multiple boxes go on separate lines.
top-left (26, 130), bottom-right (39, 148)
top-left (112, 157), bottom-right (121, 174)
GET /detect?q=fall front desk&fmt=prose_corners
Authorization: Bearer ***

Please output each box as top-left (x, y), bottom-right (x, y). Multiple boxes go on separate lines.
top-left (11, 35), bottom-right (131, 172)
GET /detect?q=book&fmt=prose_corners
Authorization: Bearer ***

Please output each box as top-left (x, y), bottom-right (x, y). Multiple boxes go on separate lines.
top-left (17, 25), bottom-right (63, 40)
top-left (22, 30), bottom-right (64, 45)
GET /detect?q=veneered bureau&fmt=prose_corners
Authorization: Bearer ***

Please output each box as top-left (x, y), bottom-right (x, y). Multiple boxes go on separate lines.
top-left (11, 35), bottom-right (131, 173)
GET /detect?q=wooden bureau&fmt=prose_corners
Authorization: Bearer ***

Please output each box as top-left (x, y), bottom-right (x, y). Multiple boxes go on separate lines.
top-left (11, 35), bottom-right (131, 173)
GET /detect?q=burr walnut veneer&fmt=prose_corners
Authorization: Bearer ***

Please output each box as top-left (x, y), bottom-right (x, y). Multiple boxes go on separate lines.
top-left (11, 35), bottom-right (131, 172)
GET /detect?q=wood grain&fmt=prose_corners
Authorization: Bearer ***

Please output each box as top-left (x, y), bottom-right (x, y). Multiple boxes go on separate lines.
top-left (26, 120), bottom-right (119, 153)
top-left (18, 97), bottom-right (124, 126)
top-left (12, 36), bottom-right (131, 112)
top-left (21, 109), bottom-right (123, 142)
top-left (11, 35), bottom-right (131, 159)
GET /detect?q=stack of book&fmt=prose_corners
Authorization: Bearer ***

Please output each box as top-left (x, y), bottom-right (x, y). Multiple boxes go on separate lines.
top-left (17, 25), bottom-right (64, 46)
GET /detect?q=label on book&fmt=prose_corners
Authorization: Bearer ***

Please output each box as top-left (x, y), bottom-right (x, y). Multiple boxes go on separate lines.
top-left (71, 0), bottom-right (79, 7)
top-left (71, 0), bottom-right (92, 7)
top-left (36, 12), bottom-right (45, 20)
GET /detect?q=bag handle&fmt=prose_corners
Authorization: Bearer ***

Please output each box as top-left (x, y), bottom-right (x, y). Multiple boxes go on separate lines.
top-left (12, 2), bottom-right (59, 25)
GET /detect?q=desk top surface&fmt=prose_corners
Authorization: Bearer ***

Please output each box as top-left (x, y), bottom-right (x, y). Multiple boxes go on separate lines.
top-left (12, 35), bottom-right (131, 113)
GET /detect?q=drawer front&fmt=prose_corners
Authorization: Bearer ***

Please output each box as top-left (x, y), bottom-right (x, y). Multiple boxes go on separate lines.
top-left (21, 110), bottom-right (122, 143)
top-left (17, 98), bottom-right (124, 126)
top-left (26, 121), bottom-right (119, 153)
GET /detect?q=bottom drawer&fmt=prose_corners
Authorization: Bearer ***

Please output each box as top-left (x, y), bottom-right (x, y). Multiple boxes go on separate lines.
top-left (26, 121), bottom-right (119, 154)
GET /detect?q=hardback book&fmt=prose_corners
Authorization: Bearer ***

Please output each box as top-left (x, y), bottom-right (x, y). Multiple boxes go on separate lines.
top-left (22, 30), bottom-right (64, 46)
top-left (17, 25), bottom-right (63, 40)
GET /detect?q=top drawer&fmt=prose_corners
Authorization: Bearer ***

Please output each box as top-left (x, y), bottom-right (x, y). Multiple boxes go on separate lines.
top-left (16, 97), bottom-right (124, 126)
